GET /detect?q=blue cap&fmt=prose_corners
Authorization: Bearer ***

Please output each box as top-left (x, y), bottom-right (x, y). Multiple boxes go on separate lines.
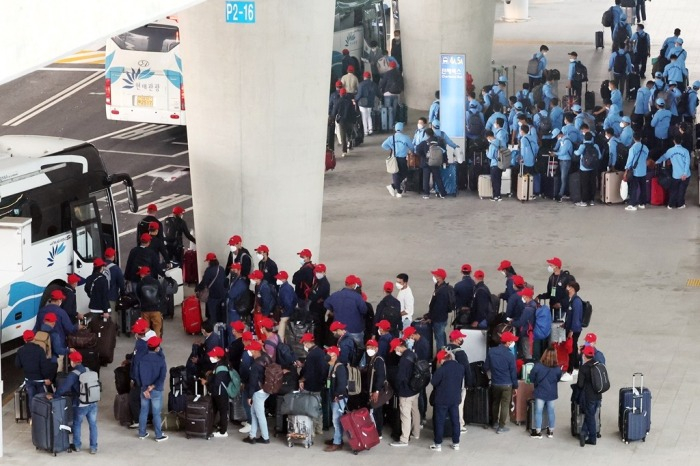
top-left (693, 81), bottom-right (700, 89)
top-left (514, 102), bottom-right (523, 110)
top-left (621, 116), bottom-right (631, 124)
top-left (677, 38), bottom-right (684, 44)
top-left (469, 102), bottom-right (478, 109)
top-left (498, 76), bottom-right (508, 84)
top-left (394, 122), bottom-right (404, 131)
top-left (571, 104), bottom-right (582, 113)
top-left (431, 119), bottom-right (440, 129)
top-left (551, 128), bottom-right (561, 138)
top-left (655, 98), bottom-right (665, 106)
top-left (655, 72), bottom-right (662, 78)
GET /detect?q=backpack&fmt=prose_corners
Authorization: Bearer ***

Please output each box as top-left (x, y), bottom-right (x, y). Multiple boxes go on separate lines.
top-left (262, 360), bottom-right (284, 395)
top-left (526, 55), bottom-right (540, 76)
top-left (215, 365), bottom-right (241, 398)
top-left (102, 262), bottom-right (115, 289)
top-left (573, 62), bottom-right (588, 82)
top-left (590, 361), bottom-right (611, 393)
top-left (616, 143), bottom-right (630, 170)
top-left (635, 31), bottom-right (649, 56)
top-left (517, 91), bottom-right (531, 111)
top-left (346, 364), bottom-right (362, 396)
top-left (677, 90), bottom-right (694, 115)
top-left (533, 305), bottom-right (552, 340)
top-left (466, 112), bottom-right (485, 136)
top-left (613, 52), bottom-right (627, 75)
top-left (408, 355), bottom-right (431, 392)
top-left (531, 84), bottom-right (544, 105)
top-left (432, 100), bottom-right (440, 120)
top-left (266, 336), bottom-right (297, 367)
top-left (162, 216), bottom-right (177, 242)
top-left (655, 89), bottom-right (673, 109)
top-left (381, 300), bottom-right (402, 334)
top-left (582, 301), bottom-right (593, 328)
top-left (33, 331), bottom-right (52, 358)
top-left (498, 147), bottom-right (512, 170)
top-left (601, 7), bottom-right (613, 27)
top-left (427, 143), bottom-right (443, 167)
top-left (74, 368), bottom-right (101, 404)
top-left (613, 24), bottom-right (630, 48)
top-left (136, 219), bottom-right (150, 244)
top-left (377, 56), bottom-right (391, 74)
top-left (538, 113), bottom-right (552, 136)
top-left (582, 144), bottom-right (599, 170)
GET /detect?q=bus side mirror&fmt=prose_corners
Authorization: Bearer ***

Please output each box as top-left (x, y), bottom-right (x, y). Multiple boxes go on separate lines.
top-left (106, 173), bottom-right (139, 213)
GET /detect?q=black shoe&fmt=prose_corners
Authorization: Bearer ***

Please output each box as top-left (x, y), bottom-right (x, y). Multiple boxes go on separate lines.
top-left (585, 440), bottom-right (596, 445)
top-left (257, 438), bottom-right (270, 444)
top-left (243, 437), bottom-right (257, 444)
top-left (579, 431), bottom-right (586, 447)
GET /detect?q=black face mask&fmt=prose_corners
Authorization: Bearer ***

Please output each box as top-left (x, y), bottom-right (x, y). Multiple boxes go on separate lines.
top-left (324, 354), bottom-right (332, 363)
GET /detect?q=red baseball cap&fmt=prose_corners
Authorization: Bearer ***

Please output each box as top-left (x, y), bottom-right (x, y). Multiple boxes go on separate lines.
top-left (344, 275), bottom-right (359, 286)
top-left (402, 326), bottom-right (416, 338)
top-left (325, 346), bottom-right (340, 356)
top-left (449, 329), bottom-right (464, 341)
top-left (249, 270), bottom-right (264, 281)
top-left (517, 288), bottom-right (534, 298)
top-left (342, 49), bottom-right (349, 55)
top-left (255, 244), bottom-right (269, 253)
top-left (93, 258), bottom-right (106, 267)
top-left (275, 271), bottom-right (289, 280)
top-left (389, 338), bottom-right (404, 352)
top-left (498, 260), bottom-right (512, 271)
top-left (241, 331), bottom-right (254, 341)
top-left (231, 321), bottom-right (246, 333)
top-left (147, 336), bottom-right (162, 348)
top-left (335, 80), bottom-right (343, 88)
top-left (584, 333), bottom-right (597, 343)
top-left (300, 333), bottom-right (315, 343)
top-left (204, 252), bottom-right (217, 261)
top-left (132, 319), bottom-right (148, 334)
top-left (375, 320), bottom-right (391, 331)
top-left (512, 275), bottom-right (525, 287)
top-left (297, 249), bottom-right (312, 258)
top-left (228, 235), bottom-right (242, 245)
top-left (50, 290), bottom-right (65, 300)
top-left (347, 65), bottom-right (355, 72)
top-left (260, 317), bottom-right (274, 330)
top-left (431, 268), bottom-right (447, 280)
top-left (245, 340), bottom-right (263, 351)
top-left (148, 221), bottom-right (159, 230)
top-left (366, 339), bottom-right (378, 347)
top-left (500, 331), bottom-right (519, 343)
top-left (389, 61), bottom-right (397, 69)
top-left (339, 88), bottom-right (347, 96)
top-left (137, 266), bottom-right (151, 276)
top-left (140, 233), bottom-right (152, 243)
top-left (329, 321), bottom-right (346, 331)
top-left (363, 71), bottom-right (371, 78)
top-left (104, 248), bottom-right (116, 258)
top-left (582, 345), bottom-right (596, 357)
top-left (546, 257), bottom-right (562, 268)
top-left (207, 346), bottom-right (225, 358)
top-left (314, 264), bottom-right (327, 273)
top-left (474, 270), bottom-right (485, 279)
top-left (436, 349), bottom-right (448, 362)
top-left (43, 313), bottom-right (57, 323)
top-left (172, 206), bottom-right (185, 215)
top-left (231, 263), bottom-right (242, 271)
top-left (23, 330), bottom-right (35, 341)
top-left (146, 204), bottom-right (157, 212)
top-left (383, 281), bottom-right (394, 293)
top-left (67, 274), bottom-right (81, 284)
top-left (461, 264), bottom-right (472, 273)
top-left (68, 351), bottom-right (83, 362)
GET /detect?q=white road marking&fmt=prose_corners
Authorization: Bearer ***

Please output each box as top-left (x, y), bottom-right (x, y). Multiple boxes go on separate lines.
top-left (3, 71), bottom-right (103, 126)
top-left (112, 124), bottom-right (174, 140)
top-left (99, 149), bottom-right (187, 158)
top-left (110, 165), bottom-right (190, 198)
top-left (86, 122), bottom-right (149, 143)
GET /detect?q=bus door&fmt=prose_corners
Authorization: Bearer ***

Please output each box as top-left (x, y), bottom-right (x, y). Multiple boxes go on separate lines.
top-left (70, 198), bottom-right (105, 274)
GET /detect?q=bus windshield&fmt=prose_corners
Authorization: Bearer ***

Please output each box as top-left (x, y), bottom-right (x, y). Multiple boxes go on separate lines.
top-left (111, 25), bottom-right (179, 53)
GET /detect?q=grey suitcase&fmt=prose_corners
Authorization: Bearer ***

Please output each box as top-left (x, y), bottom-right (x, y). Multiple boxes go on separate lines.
top-left (31, 393), bottom-right (73, 456)
top-left (527, 398), bottom-right (549, 431)
top-left (286, 415), bottom-right (314, 448)
top-left (15, 382), bottom-right (30, 423)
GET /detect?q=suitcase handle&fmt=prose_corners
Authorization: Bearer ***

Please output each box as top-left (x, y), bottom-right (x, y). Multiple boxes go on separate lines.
top-left (632, 372), bottom-right (644, 411)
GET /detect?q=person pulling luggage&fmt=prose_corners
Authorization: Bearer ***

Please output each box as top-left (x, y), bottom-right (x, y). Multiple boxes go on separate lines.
top-left (15, 330), bottom-right (54, 418)
top-left (201, 346), bottom-right (231, 438)
top-left (324, 346), bottom-right (348, 452)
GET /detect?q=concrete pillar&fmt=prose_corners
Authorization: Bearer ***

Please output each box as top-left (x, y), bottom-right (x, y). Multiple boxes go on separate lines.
top-left (400, 0), bottom-right (496, 111)
top-left (179, 0), bottom-right (334, 274)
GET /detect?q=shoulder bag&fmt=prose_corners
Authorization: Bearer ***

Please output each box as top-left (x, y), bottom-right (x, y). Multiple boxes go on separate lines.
top-left (196, 267), bottom-right (219, 303)
top-left (386, 134), bottom-right (399, 174)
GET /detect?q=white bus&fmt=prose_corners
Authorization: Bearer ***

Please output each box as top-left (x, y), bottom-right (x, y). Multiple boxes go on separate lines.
top-left (0, 135), bottom-right (137, 351)
top-left (105, 19), bottom-right (186, 125)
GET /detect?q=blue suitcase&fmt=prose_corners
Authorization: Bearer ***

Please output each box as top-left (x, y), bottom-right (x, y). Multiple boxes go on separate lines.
top-left (441, 163), bottom-right (458, 196)
top-left (619, 372), bottom-right (651, 438)
top-left (31, 394), bottom-right (73, 456)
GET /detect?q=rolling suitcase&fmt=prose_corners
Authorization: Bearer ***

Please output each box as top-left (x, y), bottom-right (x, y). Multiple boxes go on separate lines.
top-left (114, 365), bottom-right (131, 395)
top-left (478, 174), bottom-right (493, 199)
top-left (441, 163), bottom-right (458, 196)
top-left (286, 415), bottom-right (314, 448)
top-left (403, 169), bottom-right (422, 193)
top-left (527, 398), bottom-right (549, 431)
top-left (87, 317), bottom-right (117, 365)
top-left (15, 382), bottom-right (30, 423)
top-left (627, 74), bottom-right (640, 101)
top-left (31, 393), bottom-right (73, 456)
top-left (650, 177), bottom-right (668, 206)
top-left (619, 372), bottom-right (652, 435)
top-left (78, 347), bottom-right (101, 376)
top-left (182, 296), bottom-right (203, 335)
top-left (595, 31), bottom-right (604, 50)
top-left (570, 385), bottom-right (601, 437)
top-left (540, 175), bottom-right (560, 199)
top-left (396, 103), bottom-right (408, 123)
top-left (372, 109), bottom-right (381, 133)
top-left (182, 249), bottom-right (198, 285)
top-left (510, 380), bottom-right (534, 425)
top-left (340, 408), bottom-right (380, 454)
top-left (183, 382), bottom-right (212, 439)
top-left (501, 168), bottom-right (512, 196)
top-left (114, 393), bottom-right (131, 426)
top-left (601, 171), bottom-right (624, 204)
top-left (517, 173), bottom-right (535, 202)
top-left (380, 106), bottom-right (388, 132)
top-left (168, 366), bottom-right (188, 413)
top-left (568, 172), bottom-right (582, 203)
top-left (585, 83), bottom-right (596, 111)
top-left (410, 319), bottom-right (433, 360)
top-left (325, 147), bottom-right (336, 171)
top-left (464, 387), bottom-right (491, 426)
top-left (457, 162), bottom-right (469, 190)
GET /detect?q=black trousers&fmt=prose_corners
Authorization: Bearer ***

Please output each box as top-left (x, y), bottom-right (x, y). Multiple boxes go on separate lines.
top-left (211, 393), bottom-right (229, 434)
top-left (579, 170), bottom-right (596, 203)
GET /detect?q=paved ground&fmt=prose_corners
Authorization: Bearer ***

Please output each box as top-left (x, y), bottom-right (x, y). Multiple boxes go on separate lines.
top-left (2, 0), bottom-right (699, 463)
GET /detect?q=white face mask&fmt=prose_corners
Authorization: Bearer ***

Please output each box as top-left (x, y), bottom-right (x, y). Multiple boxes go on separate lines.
top-left (246, 350), bottom-right (253, 357)
top-left (395, 282), bottom-right (402, 290)
top-left (209, 357), bottom-right (218, 363)
top-left (406, 339), bottom-right (415, 349)
top-left (230, 246), bottom-right (237, 253)
top-left (432, 276), bottom-right (437, 284)
top-left (299, 258), bottom-right (305, 265)
top-left (569, 58), bottom-right (575, 62)
top-left (417, 123), bottom-right (424, 130)
top-left (250, 281), bottom-right (257, 291)
top-left (276, 279), bottom-right (284, 286)
top-left (315, 273), bottom-right (324, 279)
top-left (366, 349), bottom-right (376, 357)
top-left (303, 345), bottom-right (311, 353)
top-left (547, 265), bottom-right (554, 274)
top-left (395, 350), bottom-right (402, 357)
top-left (521, 297), bottom-right (527, 304)
top-left (619, 122), bottom-right (625, 128)
top-left (502, 271), bottom-right (507, 277)
top-left (256, 253), bottom-right (263, 261)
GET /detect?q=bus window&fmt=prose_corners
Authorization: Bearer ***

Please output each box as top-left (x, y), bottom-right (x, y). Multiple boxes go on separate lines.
top-left (111, 25), bottom-right (179, 53)
top-left (70, 199), bottom-right (104, 261)
top-left (94, 189), bottom-right (116, 252)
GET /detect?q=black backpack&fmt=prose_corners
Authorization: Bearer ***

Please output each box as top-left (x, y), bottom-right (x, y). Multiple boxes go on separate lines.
top-left (677, 90), bottom-right (694, 115)
top-left (466, 112), bottom-right (485, 136)
top-left (163, 216), bottom-right (177, 242)
top-left (136, 219), bottom-right (150, 244)
top-left (582, 144), bottom-right (599, 170)
top-left (601, 7), bottom-right (613, 27)
top-left (613, 25), bottom-right (630, 48)
top-left (590, 361), bottom-right (611, 393)
top-left (538, 113), bottom-right (553, 135)
top-left (381, 301), bottom-right (402, 335)
top-left (266, 336), bottom-right (296, 367)
top-left (573, 62), bottom-right (588, 82)
top-left (613, 53), bottom-right (627, 75)
top-left (408, 354), bottom-right (431, 392)
top-left (635, 31), bottom-right (649, 56)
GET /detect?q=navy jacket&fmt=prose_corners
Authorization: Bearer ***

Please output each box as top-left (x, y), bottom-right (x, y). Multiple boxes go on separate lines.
top-left (454, 276), bottom-right (475, 310)
top-left (248, 353), bottom-right (270, 397)
top-left (484, 344), bottom-right (518, 388)
top-left (396, 349), bottom-right (419, 397)
top-left (369, 355), bottom-right (387, 392)
top-left (513, 300), bottom-right (536, 336)
top-left (227, 277), bottom-right (248, 312)
top-left (309, 276), bottom-right (330, 304)
top-left (338, 333), bottom-right (357, 365)
top-left (15, 342), bottom-right (54, 381)
top-left (131, 337), bottom-right (150, 382)
top-left (300, 345), bottom-right (327, 392)
top-left (329, 362), bottom-right (348, 400)
top-left (565, 295), bottom-right (584, 333)
top-left (530, 362), bottom-right (562, 401)
top-left (55, 364), bottom-right (86, 407)
top-left (62, 287), bottom-right (79, 324)
top-left (124, 245), bottom-right (163, 281)
top-left (105, 261), bottom-right (126, 301)
top-left (431, 359), bottom-right (464, 405)
top-left (446, 344), bottom-right (474, 387)
top-left (471, 282), bottom-right (492, 326)
top-left (324, 288), bottom-right (368, 334)
top-left (136, 350), bottom-right (167, 391)
top-left (34, 304), bottom-right (77, 343)
top-left (278, 282), bottom-right (298, 318)
top-left (428, 282), bottom-right (453, 324)
top-left (196, 265), bottom-right (226, 300)
top-left (413, 336), bottom-right (430, 362)
top-left (292, 262), bottom-right (315, 300)
top-left (505, 292), bottom-right (524, 321)
top-left (257, 280), bottom-right (276, 316)
top-left (85, 272), bottom-right (110, 312)
top-left (239, 351), bottom-right (253, 386)
top-left (377, 333), bottom-right (393, 360)
top-left (228, 337), bottom-right (245, 373)
top-left (577, 359), bottom-right (602, 402)
top-left (258, 258), bottom-right (278, 286)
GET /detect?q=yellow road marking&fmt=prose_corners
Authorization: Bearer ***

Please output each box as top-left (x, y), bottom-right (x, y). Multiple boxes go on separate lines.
top-left (687, 279), bottom-right (700, 287)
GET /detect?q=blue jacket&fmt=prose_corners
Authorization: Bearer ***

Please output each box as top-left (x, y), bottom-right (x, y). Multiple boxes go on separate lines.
top-left (454, 275), bottom-right (474, 310)
top-left (433, 128), bottom-right (458, 149)
top-left (513, 300), bottom-right (536, 336)
top-left (519, 134), bottom-right (539, 167)
top-left (396, 349), bottom-right (419, 397)
top-left (131, 337), bottom-right (149, 382)
top-left (412, 127), bottom-right (428, 147)
top-left (484, 344), bottom-right (518, 388)
top-left (685, 89), bottom-right (698, 117)
top-left (428, 100), bottom-right (440, 123)
top-left (610, 89), bottom-right (622, 109)
top-left (413, 335), bottom-right (430, 362)
top-left (227, 276), bottom-right (248, 312)
top-left (86, 272), bottom-right (109, 312)
top-left (574, 141), bottom-right (601, 172)
top-left (650, 109), bottom-right (672, 139)
top-left (55, 364), bottom-right (87, 407)
top-left (542, 83), bottom-right (556, 108)
top-left (34, 304), bottom-right (77, 343)
top-left (428, 282), bottom-right (453, 324)
top-left (555, 136), bottom-right (573, 161)
top-left (136, 350), bottom-right (167, 391)
top-left (15, 342), bottom-right (54, 381)
top-left (431, 359), bottom-right (464, 405)
top-left (338, 333), bottom-right (356, 365)
top-left (277, 282), bottom-right (298, 318)
top-left (105, 261), bottom-right (126, 301)
top-left (663, 61), bottom-right (685, 84)
top-left (625, 142), bottom-right (649, 177)
top-left (329, 362), bottom-right (348, 399)
top-left (494, 127), bottom-right (509, 148)
top-left (530, 362), bottom-right (562, 402)
top-left (667, 46), bottom-right (687, 69)
top-left (620, 125), bottom-right (634, 147)
top-left (505, 292), bottom-right (524, 321)
top-left (196, 265), bottom-right (226, 300)
top-left (609, 50), bottom-right (633, 76)
top-left (562, 123), bottom-right (582, 145)
top-left (550, 106), bottom-right (564, 130)
top-left (324, 288), bottom-right (367, 334)
top-left (378, 332), bottom-right (393, 360)
top-left (565, 295), bottom-right (584, 333)
top-left (527, 52), bottom-right (547, 78)
top-left (607, 135), bottom-right (621, 169)
top-left (661, 35), bottom-right (679, 58)
top-left (257, 280), bottom-right (276, 316)
top-left (611, 5), bottom-right (623, 28)
top-left (300, 345), bottom-right (326, 392)
top-left (486, 112), bottom-right (508, 132)
top-left (445, 344), bottom-right (475, 387)
top-left (631, 30), bottom-right (650, 55)
top-left (634, 87), bottom-right (652, 115)
top-left (355, 79), bottom-right (378, 108)
top-left (486, 139), bottom-right (499, 168)
top-left (381, 131), bottom-right (413, 158)
top-left (657, 145), bottom-right (691, 179)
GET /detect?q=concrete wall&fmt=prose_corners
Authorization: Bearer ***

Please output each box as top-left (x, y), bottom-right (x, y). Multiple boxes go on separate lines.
top-left (179, 0), bottom-right (334, 274)
top-left (0, 0), bottom-right (203, 85)
top-left (400, 0), bottom-right (496, 111)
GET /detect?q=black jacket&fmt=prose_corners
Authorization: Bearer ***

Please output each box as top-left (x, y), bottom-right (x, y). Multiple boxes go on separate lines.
top-left (309, 276), bottom-right (330, 309)
top-left (136, 276), bottom-right (164, 312)
top-left (85, 272), bottom-right (110, 312)
top-left (292, 262), bottom-right (315, 300)
top-left (125, 245), bottom-right (163, 281)
top-left (148, 235), bottom-right (170, 263)
top-left (300, 345), bottom-right (326, 392)
top-left (395, 349), bottom-right (418, 397)
top-left (228, 337), bottom-right (244, 373)
top-left (369, 355), bottom-right (387, 392)
top-left (577, 359), bottom-right (603, 402)
top-left (332, 95), bottom-right (356, 124)
top-left (247, 353), bottom-right (270, 398)
top-left (208, 360), bottom-right (232, 398)
top-left (379, 68), bottom-right (404, 95)
top-left (375, 295), bottom-right (402, 337)
top-left (428, 282), bottom-right (453, 324)
top-left (329, 362), bottom-right (348, 400)
top-left (225, 248), bottom-right (252, 277)
top-left (454, 275), bottom-right (475, 310)
top-left (15, 342), bottom-right (54, 381)
top-left (196, 265), bottom-right (226, 300)
top-left (470, 282), bottom-right (492, 326)
top-left (258, 258), bottom-right (278, 287)
top-left (165, 216), bottom-right (195, 245)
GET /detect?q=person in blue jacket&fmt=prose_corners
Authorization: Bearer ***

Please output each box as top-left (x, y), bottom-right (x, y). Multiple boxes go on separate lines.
top-left (650, 98), bottom-right (672, 149)
top-left (196, 253), bottom-right (226, 322)
top-left (485, 130), bottom-right (503, 202)
top-left (428, 91), bottom-right (440, 123)
top-left (227, 263), bottom-right (248, 332)
top-left (454, 264), bottom-right (475, 315)
top-left (667, 81), bottom-right (682, 125)
top-left (563, 281), bottom-right (584, 378)
top-left (527, 45), bottom-right (549, 88)
top-left (619, 116), bottom-right (634, 146)
top-left (608, 81), bottom-right (622, 109)
top-left (331, 321), bottom-right (357, 365)
top-left (376, 320), bottom-right (394, 359)
top-left (581, 332), bottom-right (606, 364)
top-left (549, 98), bottom-right (564, 130)
top-left (497, 260), bottom-right (517, 301)
top-left (656, 135), bottom-right (691, 209)
top-left (412, 117), bottom-right (429, 147)
top-left (390, 338), bottom-right (420, 447)
top-left (566, 52), bottom-right (584, 98)
top-left (605, 128), bottom-right (621, 170)
top-left (415, 129), bottom-right (448, 200)
top-left (562, 114), bottom-right (582, 146)
top-left (610, 0), bottom-right (623, 40)
top-left (429, 349), bottom-right (465, 451)
top-left (512, 288), bottom-right (537, 360)
top-left (250, 270), bottom-right (275, 318)
top-left (85, 258), bottom-right (110, 320)
top-left (551, 128), bottom-right (573, 202)
top-left (324, 274), bottom-right (367, 344)
top-left (684, 81), bottom-right (699, 120)
top-left (542, 76), bottom-right (556, 109)
top-left (275, 271), bottom-right (298, 342)
top-left (630, 23), bottom-right (651, 78)
top-left (632, 81), bottom-right (654, 128)
top-left (432, 119), bottom-right (459, 151)
top-left (612, 14), bottom-right (632, 49)
top-left (486, 102), bottom-right (508, 133)
top-left (573, 133), bottom-right (602, 207)
top-left (518, 125), bottom-right (539, 175)
top-left (624, 131), bottom-right (649, 211)
top-left (505, 275), bottom-right (526, 322)
top-left (34, 290), bottom-right (79, 343)
top-left (382, 122), bottom-right (414, 198)
top-left (484, 331), bottom-right (519, 433)
top-left (529, 347), bottom-right (563, 439)
top-left (609, 48), bottom-right (633, 97)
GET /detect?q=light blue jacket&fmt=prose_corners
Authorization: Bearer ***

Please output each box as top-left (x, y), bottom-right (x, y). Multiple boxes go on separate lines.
top-left (554, 137), bottom-right (573, 161)
top-left (494, 127), bottom-right (509, 148)
top-left (650, 109), bottom-right (672, 139)
top-left (574, 141), bottom-right (601, 172)
top-left (467, 99), bottom-right (483, 113)
top-left (381, 131), bottom-right (413, 157)
top-left (428, 100), bottom-right (440, 123)
top-left (657, 145), bottom-right (691, 179)
top-left (666, 46), bottom-right (687, 69)
top-left (668, 87), bottom-right (681, 116)
top-left (486, 111), bottom-right (508, 133)
top-left (433, 128), bottom-right (458, 149)
top-left (533, 110), bottom-right (549, 134)
top-left (686, 89), bottom-right (698, 117)
top-left (609, 50), bottom-right (633, 75)
top-left (634, 86), bottom-right (652, 115)
top-left (542, 83), bottom-right (556, 108)
top-left (562, 123), bottom-right (582, 145)
top-left (607, 135), bottom-right (621, 168)
top-left (663, 62), bottom-right (685, 85)
top-left (486, 139), bottom-right (500, 168)
top-left (519, 134), bottom-right (538, 167)
top-left (662, 36), bottom-right (680, 57)
top-left (625, 142), bottom-right (648, 177)
top-left (610, 89), bottom-right (622, 109)
top-left (620, 125), bottom-right (634, 147)
top-left (631, 31), bottom-right (650, 55)
top-left (550, 106), bottom-right (564, 130)
top-left (412, 127), bottom-right (428, 147)
top-left (613, 22), bottom-right (632, 42)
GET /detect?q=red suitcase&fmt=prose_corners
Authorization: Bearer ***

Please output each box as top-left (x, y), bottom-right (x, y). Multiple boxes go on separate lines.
top-left (182, 249), bottom-right (198, 285)
top-left (325, 147), bottom-right (336, 171)
top-left (182, 296), bottom-right (202, 335)
top-left (340, 408), bottom-right (380, 454)
top-left (650, 177), bottom-right (668, 206)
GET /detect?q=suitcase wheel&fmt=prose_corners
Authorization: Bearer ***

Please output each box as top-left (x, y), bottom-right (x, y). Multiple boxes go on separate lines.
top-left (353, 450), bottom-right (358, 455)
top-left (186, 435), bottom-right (190, 439)
top-left (288, 441), bottom-right (293, 448)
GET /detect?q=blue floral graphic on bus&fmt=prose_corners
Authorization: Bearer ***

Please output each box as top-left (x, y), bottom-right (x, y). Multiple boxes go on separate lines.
top-left (2, 281), bottom-right (44, 329)
top-left (47, 243), bottom-right (66, 267)
top-left (164, 54), bottom-right (183, 88)
top-left (122, 67), bottom-right (155, 89)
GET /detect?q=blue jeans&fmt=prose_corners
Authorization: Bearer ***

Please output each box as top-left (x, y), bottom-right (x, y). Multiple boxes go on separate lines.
top-left (243, 394), bottom-right (252, 423)
top-left (139, 389), bottom-right (163, 438)
top-left (558, 160), bottom-right (571, 197)
top-left (250, 390), bottom-right (270, 439)
top-left (433, 321), bottom-right (447, 351)
top-left (582, 399), bottom-right (601, 444)
top-left (25, 380), bottom-right (47, 416)
top-left (73, 403), bottom-right (98, 451)
top-left (534, 398), bottom-right (556, 431)
top-left (331, 398), bottom-right (347, 445)
top-left (384, 95), bottom-right (399, 124)
top-left (433, 404), bottom-right (460, 445)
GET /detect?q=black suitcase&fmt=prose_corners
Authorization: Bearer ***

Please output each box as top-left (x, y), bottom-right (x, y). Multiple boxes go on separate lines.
top-left (396, 104), bottom-right (408, 123)
top-left (526, 398), bottom-right (549, 431)
top-left (372, 109), bottom-right (382, 133)
top-left (183, 383), bottom-right (213, 439)
top-left (275, 395), bottom-right (288, 435)
top-left (403, 169), bottom-right (422, 193)
top-left (31, 393), bottom-right (73, 456)
top-left (595, 31), bottom-right (604, 50)
top-left (568, 172), bottom-right (582, 203)
top-left (571, 401), bottom-right (601, 437)
top-left (78, 348), bottom-right (101, 376)
top-left (627, 74), bottom-right (641, 101)
top-left (464, 387), bottom-right (491, 426)
top-left (87, 317), bottom-right (117, 366)
top-left (410, 319), bottom-right (433, 360)
top-left (114, 393), bottom-right (131, 426)
top-left (618, 372), bottom-right (652, 435)
top-left (168, 366), bottom-right (188, 413)
top-left (457, 162), bottom-right (469, 190)
top-left (585, 83), bottom-right (596, 111)
top-left (540, 175), bottom-right (560, 199)
top-left (470, 362), bottom-right (490, 388)
top-left (114, 365), bottom-right (131, 395)
top-left (15, 383), bottom-right (30, 423)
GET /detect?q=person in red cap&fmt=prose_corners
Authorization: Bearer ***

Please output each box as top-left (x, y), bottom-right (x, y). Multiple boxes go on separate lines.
top-left (576, 344), bottom-right (603, 447)
top-left (34, 289), bottom-right (80, 355)
top-left (446, 329), bottom-right (474, 432)
top-left (375, 281), bottom-right (401, 337)
top-left (243, 339), bottom-right (272, 444)
top-left (537, 257), bottom-right (574, 320)
top-left (227, 320), bottom-right (247, 371)
top-left (200, 346), bottom-right (232, 438)
top-left (356, 70), bottom-right (379, 135)
top-left (454, 265), bottom-right (475, 323)
top-left (379, 51), bottom-right (404, 124)
top-left (372, 319), bottom-right (391, 359)
top-left (124, 231), bottom-right (163, 286)
top-left (430, 349), bottom-right (464, 452)
top-left (256, 316), bottom-right (281, 362)
top-left (512, 288), bottom-right (537, 360)
top-left (331, 84), bottom-right (356, 157)
top-left (195, 252), bottom-right (226, 322)
top-left (253, 244), bottom-right (277, 286)
top-left (325, 277), bottom-right (367, 352)
top-left (15, 329), bottom-right (54, 416)
top-left (341, 62), bottom-right (359, 97)
top-left (162, 206), bottom-right (195, 264)
top-left (236, 331), bottom-right (255, 433)
top-left (563, 280), bottom-right (584, 380)
top-left (291, 248), bottom-right (314, 305)
top-left (135, 336), bottom-right (168, 442)
top-left (528, 347), bottom-right (563, 439)
top-left (146, 221), bottom-right (169, 263)
top-left (275, 271), bottom-right (298, 342)
top-left (469, 270), bottom-right (493, 329)
top-left (327, 321), bottom-right (355, 366)
top-left (484, 331), bottom-right (519, 434)
top-left (505, 275), bottom-right (527, 323)
top-left (51, 350), bottom-right (101, 453)
top-left (103, 248), bottom-right (125, 314)
top-left (581, 332), bottom-right (605, 364)
top-left (328, 81), bottom-right (345, 146)
top-left (497, 260), bottom-right (517, 301)
top-left (84, 257), bottom-right (110, 321)
top-left (324, 345), bottom-right (348, 452)
top-left (427, 268), bottom-right (453, 351)
top-left (298, 333), bottom-right (326, 435)
top-left (403, 325), bottom-right (431, 424)
top-left (309, 263), bottom-right (331, 345)
top-left (365, 339), bottom-right (387, 436)
top-left (136, 204), bottom-right (162, 245)
top-left (38, 312), bottom-right (71, 365)
top-left (225, 234), bottom-right (252, 278)
top-left (390, 338), bottom-right (421, 447)
top-left (250, 270), bottom-right (275, 320)
top-left (60, 273), bottom-right (82, 324)
top-left (135, 265), bottom-right (165, 337)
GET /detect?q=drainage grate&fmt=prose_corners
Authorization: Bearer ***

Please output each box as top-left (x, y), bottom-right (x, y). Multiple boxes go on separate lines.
top-left (687, 279), bottom-right (700, 287)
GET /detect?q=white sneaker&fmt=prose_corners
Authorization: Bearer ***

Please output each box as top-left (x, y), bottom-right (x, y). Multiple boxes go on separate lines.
top-left (429, 444), bottom-right (442, 451)
top-left (341, 152), bottom-right (347, 157)
top-left (572, 369), bottom-right (579, 377)
top-left (396, 192), bottom-right (403, 198)
top-left (386, 185), bottom-right (397, 197)
top-left (451, 444), bottom-right (460, 451)
top-left (213, 432), bottom-right (228, 438)
top-left (625, 205), bottom-right (637, 211)
top-left (575, 202), bottom-right (588, 207)
top-left (638, 204), bottom-right (645, 209)
top-left (679, 205), bottom-right (686, 209)
top-left (238, 423), bottom-right (251, 434)
top-left (560, 372), bottom-right (573, 382)
top-left (460, 426), bottom-right (468, 433)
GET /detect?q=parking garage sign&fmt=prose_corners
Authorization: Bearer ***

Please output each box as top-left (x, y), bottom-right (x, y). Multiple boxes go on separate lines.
top-left (226, 1), bottom-right (256, 23)
top-left (439, 54), bottom-right (466, 139)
